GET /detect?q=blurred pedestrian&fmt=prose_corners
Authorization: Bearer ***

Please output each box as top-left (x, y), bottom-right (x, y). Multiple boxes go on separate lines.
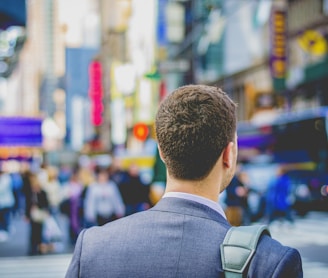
top-left (224, 167), bottom-right (248, 226)
top-left (265, 166), bottom-right (294, 225)
top-left (84, 166), bottom-right (125, 226)
top-left (42, 166), bottom-right (61, 216)
top-left (78, 164), bottom-right (95, 227)
top-left (21, 162), bottom-right (32, 214)
top-left (118, 163), bottom-right (150, 216)
top-left (66, 84), bottom-right (302, 277)
top-left (58, 163), bottom-right (72, 184)
top-left (109, 156), bottom-right (126, 186)
top-left (61, 167), bottom-right (83, 244)
top-left (25, 172), bottom-right (50, 255)
top-left (37, 162), bottom-right (49, 188)
top-left (0, 169), bottom-right (15, 241)
top-left (10, 169), bottom-right (24, 217)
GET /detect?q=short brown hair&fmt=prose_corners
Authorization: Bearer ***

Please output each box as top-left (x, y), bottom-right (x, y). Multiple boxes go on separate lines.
top-left (155, 84), bottom-right (237, 180)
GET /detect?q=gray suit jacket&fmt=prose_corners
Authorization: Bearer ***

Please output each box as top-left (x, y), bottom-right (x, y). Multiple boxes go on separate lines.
top-left (65, 197), bottom-right (303, 277)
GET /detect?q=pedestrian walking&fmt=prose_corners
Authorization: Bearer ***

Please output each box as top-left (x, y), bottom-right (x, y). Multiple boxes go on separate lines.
top-left (83, 166), bottom-right (125, 226)
top-left (42, 166), bottom-right (62, 216)
top-left (0, 169), bottom-right (15, 241)
top-left (118, 163), bottom-right (150, 216)
top-left (60, 167), bottom-right (84, 244)
top-left (224, 170), bottom-right (248, 226)
top-left (25, 172), bottom-right (50, 255)
top-left (265, 166), bottom-right (295, 225)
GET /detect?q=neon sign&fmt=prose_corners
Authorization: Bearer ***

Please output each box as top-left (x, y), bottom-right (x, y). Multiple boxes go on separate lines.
top-left (88, 60), bottom-right (103, 126)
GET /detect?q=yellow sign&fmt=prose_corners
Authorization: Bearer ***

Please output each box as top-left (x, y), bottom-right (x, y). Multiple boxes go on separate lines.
top-left (119, 155), bottom-right (155, 170)
top-left (270, 9), bottom-right (287, 79)
top-left (297, 30), bottom-right (327, 56)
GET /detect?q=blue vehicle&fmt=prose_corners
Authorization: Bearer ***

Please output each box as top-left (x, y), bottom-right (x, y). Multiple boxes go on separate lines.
top-left (237, 106), bottom-right (328, 216)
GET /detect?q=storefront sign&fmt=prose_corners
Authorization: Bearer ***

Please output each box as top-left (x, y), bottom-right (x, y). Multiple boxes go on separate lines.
top-left (270, 8), bottom-right (287, 80)
top-left (270, 7), bottom-right (287, 92)
top-left (297, 30), bottom-right (327, 56)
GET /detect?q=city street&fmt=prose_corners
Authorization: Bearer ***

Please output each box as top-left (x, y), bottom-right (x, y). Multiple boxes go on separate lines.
top-left (0, 0), bottom-right (328, 277)
top-left (265, 211), bottom-right (328, 277)
top-left (0, 213), bottom-right (73, 258)
top-left (0, 211), bottom-right (327, 277)
top-left (0, 213), bottom-right (73, 277)
top-left (0, 254), bottom-right (72, 278)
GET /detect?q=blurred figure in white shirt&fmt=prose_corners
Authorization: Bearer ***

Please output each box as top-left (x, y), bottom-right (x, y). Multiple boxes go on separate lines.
top-left (84, 166), bottom-right (125, 227)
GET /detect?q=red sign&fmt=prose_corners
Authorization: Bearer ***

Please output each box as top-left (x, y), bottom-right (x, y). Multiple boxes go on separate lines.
top-left (88, 61), bottom-right (103, 126)
top-left (133, 123), bottom-right (149, 141)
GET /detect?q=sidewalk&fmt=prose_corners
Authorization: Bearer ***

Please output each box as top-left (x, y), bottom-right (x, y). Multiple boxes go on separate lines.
top-left (0, 213), bottom-right (74, 257)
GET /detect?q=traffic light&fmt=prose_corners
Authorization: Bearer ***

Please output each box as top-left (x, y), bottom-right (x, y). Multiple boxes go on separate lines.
top-left (133, 123), bottom-right (149, 141)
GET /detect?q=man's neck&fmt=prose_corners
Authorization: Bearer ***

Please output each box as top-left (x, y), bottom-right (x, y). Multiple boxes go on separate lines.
top-left (164, 156), bottom-right (225, 203)
top-left (164, 176), bottom-right (220, 202)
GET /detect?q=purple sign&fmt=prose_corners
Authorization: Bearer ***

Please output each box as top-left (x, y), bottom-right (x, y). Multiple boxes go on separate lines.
top-left (0, 117), bottom-right (42, 146)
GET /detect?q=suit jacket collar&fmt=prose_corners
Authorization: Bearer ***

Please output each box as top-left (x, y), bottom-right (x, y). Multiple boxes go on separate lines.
top-left (150, 196), bottom-right (229, 226)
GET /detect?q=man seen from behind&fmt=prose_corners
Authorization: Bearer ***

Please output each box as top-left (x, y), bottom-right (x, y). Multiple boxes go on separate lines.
top-left (66, 84), bottom-right (303, 277)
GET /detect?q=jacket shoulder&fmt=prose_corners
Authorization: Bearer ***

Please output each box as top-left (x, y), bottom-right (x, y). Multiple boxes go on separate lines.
top-left (248, 234), bottom-right (303, 278)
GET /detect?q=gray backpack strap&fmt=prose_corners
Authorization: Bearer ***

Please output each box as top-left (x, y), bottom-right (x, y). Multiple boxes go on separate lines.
top-left (220, 225), bottom-right (271, 278)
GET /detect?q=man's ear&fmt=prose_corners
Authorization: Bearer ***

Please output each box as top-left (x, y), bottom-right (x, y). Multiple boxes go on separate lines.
top-left (157, 145), bottom-right (165, 163)
top-left (222, 142), bottom-right (234, 168)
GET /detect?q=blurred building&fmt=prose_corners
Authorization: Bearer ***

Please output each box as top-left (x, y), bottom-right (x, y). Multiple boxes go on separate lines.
top-left (1, 0), bottom-right (328, 165)
top-left (153, 0), bottom-right (275, 123)
top-left (99, 0), bottom-right (159, 157)
top-left (159, 0), bottom-right (328, 123)
top-left (286, 0), bottom-right (328, 109)
top-left (0, 0), bottom-right (43, 162)
top-left (0, 0), bottom-right (99, 163)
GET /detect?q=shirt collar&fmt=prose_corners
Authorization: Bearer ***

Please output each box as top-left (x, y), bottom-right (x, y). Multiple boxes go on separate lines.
top-left (162, 192), bottom-right (227, 219)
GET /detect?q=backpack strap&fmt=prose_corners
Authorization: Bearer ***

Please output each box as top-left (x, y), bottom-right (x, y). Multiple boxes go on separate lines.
top-left (220, 225), bottom-right (271, 278)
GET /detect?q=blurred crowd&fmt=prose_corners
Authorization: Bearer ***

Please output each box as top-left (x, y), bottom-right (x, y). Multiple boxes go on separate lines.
top-left (0, 155), bottom-right (308, 256)
top-left (221, 164), bottom-right (297, 227)
top-left (0, 157), bottom-right (152, 256)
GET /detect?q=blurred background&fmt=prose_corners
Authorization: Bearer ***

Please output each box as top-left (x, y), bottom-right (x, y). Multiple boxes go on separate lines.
top-left (0, 0), bottom-right (328, 277)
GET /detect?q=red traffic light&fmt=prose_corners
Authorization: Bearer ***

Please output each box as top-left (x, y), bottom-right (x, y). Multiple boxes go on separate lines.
top-left (133, 123), bottom-right (149, 141)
